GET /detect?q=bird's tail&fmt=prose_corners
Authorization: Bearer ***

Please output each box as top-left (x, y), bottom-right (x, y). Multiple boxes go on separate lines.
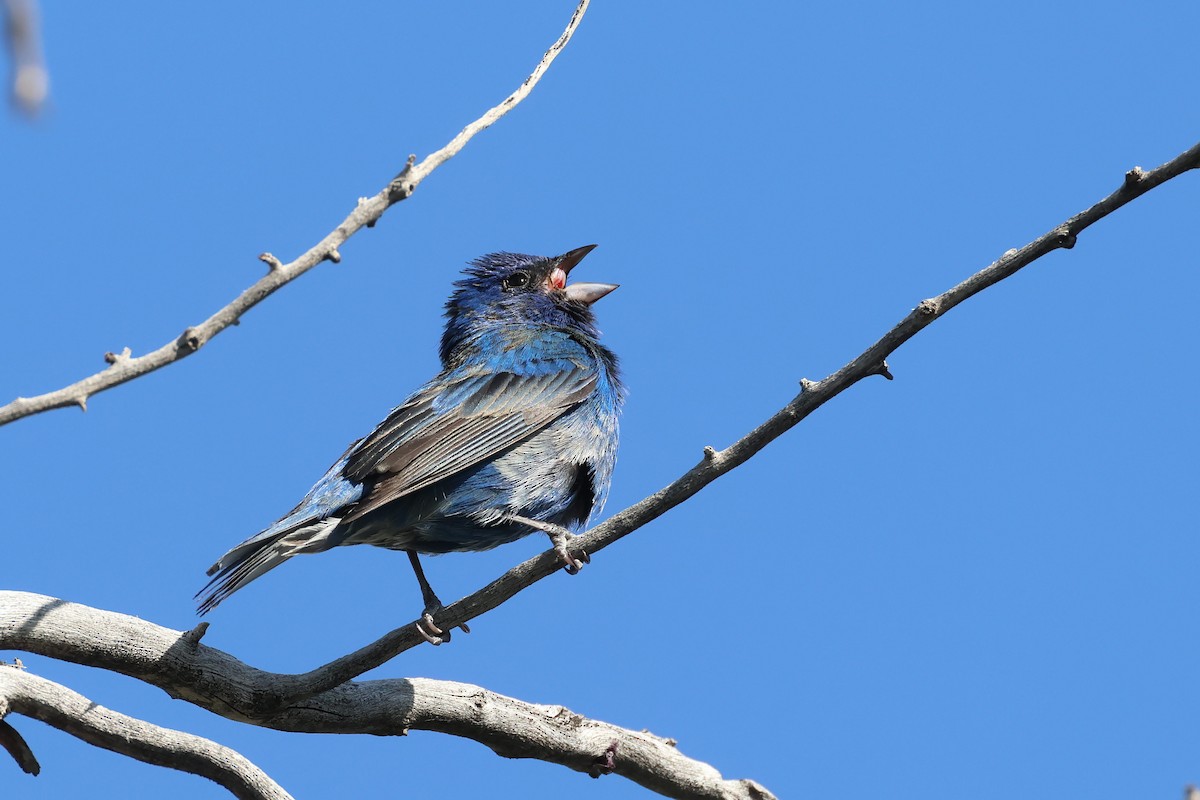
top-left (195, 517), bottom-right (341, 615)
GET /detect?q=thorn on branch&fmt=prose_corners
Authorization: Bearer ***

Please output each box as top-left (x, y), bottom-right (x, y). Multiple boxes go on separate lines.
top-left (1124, 166), bottom-right (1146, 187)
top-left (588, 739), bottom-right (619, 778)
top-left (76, 395), bottom-right (88, 412)
top-left (258, 252), bottom-right (283, 272)
top-left (0, 720), bottom-right (40, 776)
top-left (181, 622), bottom-right (209, 648)
top-left (103, 347), bottom-right (132, 366)
top-left (325, 249), bottom-right (342, 264)
top-left (873, 360), bottom-right (894, 381)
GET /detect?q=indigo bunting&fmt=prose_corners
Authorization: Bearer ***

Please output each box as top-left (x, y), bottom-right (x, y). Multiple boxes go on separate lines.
top-left (196, 246), bottom-right (622, 641)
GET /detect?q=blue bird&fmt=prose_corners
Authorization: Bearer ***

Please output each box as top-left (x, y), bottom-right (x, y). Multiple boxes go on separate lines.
top-left (196, 246), bottom-right (622, 641)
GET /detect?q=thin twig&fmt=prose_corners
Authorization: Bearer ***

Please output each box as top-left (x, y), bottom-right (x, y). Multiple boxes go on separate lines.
top-left (0, 667), bottom-right (293, 800)
top-left (0, 0), bottom-right (591, 428)
top-left (0, 592), bottom-right (772, 800)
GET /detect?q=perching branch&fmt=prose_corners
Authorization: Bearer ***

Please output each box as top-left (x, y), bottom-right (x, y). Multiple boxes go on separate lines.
top-left (2, 140), bottom-right (1194, 800)
top-left (0, 592), bottom-right (773, 800)
top-left (210, 139), bottom-right (1200, 703)
top-left (0, 0), bottom-right (591, 428)
top-left (0, 665), bottom-right (293, 800)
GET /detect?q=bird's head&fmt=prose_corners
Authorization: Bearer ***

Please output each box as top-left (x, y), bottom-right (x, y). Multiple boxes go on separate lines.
top-left (441, 246), bottom-right (617, 364)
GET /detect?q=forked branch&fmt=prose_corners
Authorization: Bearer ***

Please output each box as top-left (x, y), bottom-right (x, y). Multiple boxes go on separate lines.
top-left (0, 591), bottom-right (772, 800)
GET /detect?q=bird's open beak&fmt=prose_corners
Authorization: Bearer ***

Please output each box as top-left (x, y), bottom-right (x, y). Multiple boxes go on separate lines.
top-left (549, 244), bottom-right (619, 305)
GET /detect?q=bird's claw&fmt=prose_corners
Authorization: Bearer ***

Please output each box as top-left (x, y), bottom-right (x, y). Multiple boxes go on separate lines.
top-left (549, 537), bottom-right (588, 575)
top-left (508, 515), bottom-right (591, 575)
top-left (555, 539), bottom-right (590, 574)
top-left (415, 607), bottom-right (470, 646)
top-left (416, 613), bottom-right (446, 646)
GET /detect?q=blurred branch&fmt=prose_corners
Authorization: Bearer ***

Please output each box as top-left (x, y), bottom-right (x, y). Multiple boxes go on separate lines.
top-left (0, 591), bottom-right (774, 800)
top-left (3, 0), bottom-right (47, 115)
top-left (0, 665), bottom-right (293, 799)
top-left (217, 140), bottom-right (1200, 698)
top-left (0, 0), bottom-right (591, 428)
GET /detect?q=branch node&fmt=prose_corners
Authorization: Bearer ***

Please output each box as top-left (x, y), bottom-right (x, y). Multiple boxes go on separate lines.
top-left (588, 739), bottom-right (619, 778)
top-left (702, 445), bottom-right (718, 460)
top-left (179, 328), bottom-right (204, 353)
top-left (1055, 228), bottom-right (1077, 249)
top-left (799, 378), bottom-right (818, 393)
top-left (182, 622), bottom-right (209, 648)
top-left (1124, 166), bottom-right (1146, 186)
top-left (386, 154), bottom-right (419, 204)
top-left (103, 347), bottom-right (132, 366)
top-left (76, 395), bottom-right (88, 412)
top-left (258, 252), bottom-right (284, 272)
top-left (917, 298), bottom-right (941, 316)
top-left (873, 360), bottom-right (894, 381)
top-left (325, 249), bottom-right (342, 264)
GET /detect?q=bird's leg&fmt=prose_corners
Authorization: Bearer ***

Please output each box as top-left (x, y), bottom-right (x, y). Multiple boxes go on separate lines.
top-left (407, 550), bottom-right (469, 645)
top-left (508, 515), bottom-right (591, 574)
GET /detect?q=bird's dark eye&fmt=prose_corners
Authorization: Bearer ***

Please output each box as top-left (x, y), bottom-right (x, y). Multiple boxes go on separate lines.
top-left (502, 271), bottom-right (531, 290)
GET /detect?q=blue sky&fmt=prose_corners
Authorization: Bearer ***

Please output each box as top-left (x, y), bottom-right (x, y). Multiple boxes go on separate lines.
top-left (3, 3), bottom-right (1199, 799)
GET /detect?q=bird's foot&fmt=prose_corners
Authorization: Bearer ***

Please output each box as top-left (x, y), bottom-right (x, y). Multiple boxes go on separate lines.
top-left (509, 515), bottom-right (590, 574)
top-left (414, 603), bottom-right (471, 646)
top-left (555, 535), bottom-right (590, 575)
top-left (408, 550), bottom-right (470, 645)
top-left (416, 612), bottom-right (446, 646)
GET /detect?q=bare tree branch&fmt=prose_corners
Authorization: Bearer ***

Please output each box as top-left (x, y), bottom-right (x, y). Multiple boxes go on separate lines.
top-left (0, 691), bottom-right (39, 774)
top-left (3, 0), bottom-right (47, 115)
top-left (0, 0), bottom-right (591, 428)
top-left (0, 591), bottom-right (773, 800)
top-left (0, 666), bottom-right (293, 800)
top-left (3, 138), bottom-right (1192, 800)
top-left (172, 140), bottom-right (1200, 704)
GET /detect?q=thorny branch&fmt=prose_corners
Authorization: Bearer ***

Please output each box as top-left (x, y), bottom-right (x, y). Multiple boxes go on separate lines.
top-left (0, 0), bottom-right (591, 428)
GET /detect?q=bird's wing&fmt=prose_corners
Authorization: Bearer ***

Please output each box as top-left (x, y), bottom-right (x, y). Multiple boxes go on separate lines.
top-left (341, 336), bottom-right (598, 520)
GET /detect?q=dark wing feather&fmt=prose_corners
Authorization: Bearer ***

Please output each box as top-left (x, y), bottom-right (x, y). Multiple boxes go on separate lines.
top-left (341, 361), bottom-right (597, 521)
